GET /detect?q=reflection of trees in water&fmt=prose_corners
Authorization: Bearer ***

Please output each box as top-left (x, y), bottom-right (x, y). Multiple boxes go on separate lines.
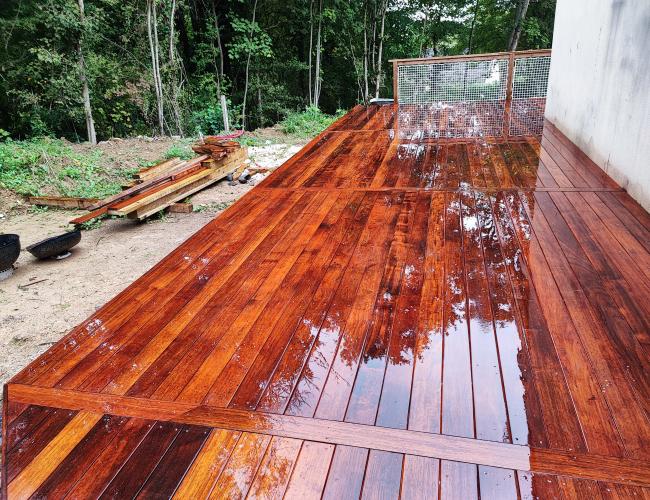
top-left (279, 188), bottom-right (536, 443)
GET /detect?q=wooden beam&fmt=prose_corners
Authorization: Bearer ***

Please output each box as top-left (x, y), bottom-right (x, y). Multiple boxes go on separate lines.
top-left (86, 155), bottom-right (209, 211)
top-left (108, 169), bottom-right (213, 216)
top-left (388, 49), bottom-right (551, 65)
top-left (28, 196), bottom-right (99, 209)
top-left (8, 384), bottom-right (650, 488)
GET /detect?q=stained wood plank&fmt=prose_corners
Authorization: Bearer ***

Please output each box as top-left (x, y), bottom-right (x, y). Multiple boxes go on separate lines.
top-left (5, 105), bottom-right (650, 498)
top-left (283, 441), bottom-right (334, 500)
top-left (208, 432), bottom-right (271, 499)
top-left (247, 437), bottom-right (303, 500)
top-left (172, 429), bottom-right (241, 499)
top-left (401, 455), bottom-right (440, 500)
top-left (135, 424), bottom-right (210, 498)
top-left (322, 446), bottom-right (369, 500)
top-left (8, 411), bottom-right (100, 499)
top-left (360, 450), bottom-right (403, 499)
top-left (29, 414), bottom-right (128, 499)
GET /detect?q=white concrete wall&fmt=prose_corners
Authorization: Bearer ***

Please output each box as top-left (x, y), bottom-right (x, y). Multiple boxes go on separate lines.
top-left (545, 0), bottom-right (650, 210)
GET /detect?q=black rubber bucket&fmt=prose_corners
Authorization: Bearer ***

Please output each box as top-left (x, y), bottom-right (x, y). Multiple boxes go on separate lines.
top-left (0, 234), bottom-right (21, 270)
top-left (26, 230), bottom-right (81, 260)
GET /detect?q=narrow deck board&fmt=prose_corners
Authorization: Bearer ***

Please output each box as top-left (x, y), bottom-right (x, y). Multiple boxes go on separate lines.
top-left (3, 104), bottom-right (650, 499)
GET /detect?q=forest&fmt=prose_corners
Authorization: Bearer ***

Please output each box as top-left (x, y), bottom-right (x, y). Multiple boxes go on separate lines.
top-left (0, 0), bottom-right (556, 142)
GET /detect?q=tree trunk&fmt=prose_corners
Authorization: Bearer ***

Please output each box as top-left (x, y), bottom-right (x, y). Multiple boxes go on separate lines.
top-left (308, 0), bottom-right (314, 106)
top-left (363, 2), bottom-right (369, 102)
top-left (169, 0), bottom-right (176, 62)
top-left (374, 0), bottom-right (387, 99)
top-left (77, 0), bottom-right (96, 145)
top-left (468, 0), bottom-right (480, 54)
top-left (211, 1), bottom-right (225, 96)
top-left (313, 0), bottom-right (323, 108)
top-left (147, 0), bottom-right (165, 135)
top-left (169, 0), bottom-right (183, 136)
top-left (508, 0), bottom-right (530, 51)
top-left (241, 0), bottom-right (258, 129)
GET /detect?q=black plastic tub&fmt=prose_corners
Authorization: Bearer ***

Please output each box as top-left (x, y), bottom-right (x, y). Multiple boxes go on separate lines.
top-left (26, 230), bottom-right (81, 260)
top-left (0, 234), bottom-right (21, 270)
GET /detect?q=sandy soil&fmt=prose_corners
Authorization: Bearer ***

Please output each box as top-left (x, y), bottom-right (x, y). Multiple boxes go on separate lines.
top-left (0, 139), bottom-right (305, 388)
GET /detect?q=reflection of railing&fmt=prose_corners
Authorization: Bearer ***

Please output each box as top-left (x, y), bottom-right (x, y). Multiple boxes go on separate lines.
top-left (390, 49), bottom-right (551, 137)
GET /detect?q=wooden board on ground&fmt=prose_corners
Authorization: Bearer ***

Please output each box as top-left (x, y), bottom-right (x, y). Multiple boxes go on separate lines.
top-left (29, 196), bottom-right (99, 209)
top-left (108, 169), bottom-right (213, 216)
top-left (135, 157), bottom-right (185, 181)
top-left (168, 203), bottom-right (194, 213)
top-left (126, 172), bottom-right (223, 220)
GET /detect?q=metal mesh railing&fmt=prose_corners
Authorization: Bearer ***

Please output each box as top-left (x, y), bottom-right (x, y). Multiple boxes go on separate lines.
top-left (508, 55), bottom-right (552, 135)
top-left (397, 58), bottom-right (509, 104)
top-left (392, 50), bottom-right (551, 138)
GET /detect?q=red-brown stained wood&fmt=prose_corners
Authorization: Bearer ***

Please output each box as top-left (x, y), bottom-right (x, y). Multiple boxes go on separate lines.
top-left (135, 424), bottom-right (211, 498)
top-left (3, 104), bottom-right (650, 498)
top-left (29, 414), bottom-right (128, 499)
top-left (98, 421), bottom-right (181, 499)
top-left (322, 446), bottom-right (369, 500)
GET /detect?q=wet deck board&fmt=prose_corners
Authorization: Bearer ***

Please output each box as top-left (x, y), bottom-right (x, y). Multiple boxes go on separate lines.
top-left (2, 104), bottom-right (650, 499)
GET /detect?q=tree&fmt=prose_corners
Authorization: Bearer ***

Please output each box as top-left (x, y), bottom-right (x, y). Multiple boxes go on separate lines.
top-left (147, 0), bottom-right (165, 135)
top-left (508, 0), bottom-right (531, 51)
top-left (241, 0), bottom-right (259, 128)
top-left (313, 0), bottom-right (324, 108)
top-left (76, 0), bottom-right (96, 144)
top-left (0, 0), bottom-right (557, 139)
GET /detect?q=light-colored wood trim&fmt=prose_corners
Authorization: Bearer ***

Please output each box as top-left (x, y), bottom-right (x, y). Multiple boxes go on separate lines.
top-left (86, 154), bottom-right (209, 211)
top-left (392, 61), bottom-right (398, 102)
top-left (8, 383), bottom-right (650, 487)
top-left (28, 196), bottom-right (99, 209)
top-left (108, 169), bottom-right (213, 215)
top-left (389, 49), bottom-right (551, 65)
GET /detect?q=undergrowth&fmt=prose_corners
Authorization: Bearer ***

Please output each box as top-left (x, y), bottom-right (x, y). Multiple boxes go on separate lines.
top-left (279, 106), bottom-right (344, 138)
top-left (0, 138), bottom-right (137, 198)
top-left (164, 138), bottom-right (195, 160)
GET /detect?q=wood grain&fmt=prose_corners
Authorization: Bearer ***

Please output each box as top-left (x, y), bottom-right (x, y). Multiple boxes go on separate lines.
top-left (4, 104), bottom-right (650, 498)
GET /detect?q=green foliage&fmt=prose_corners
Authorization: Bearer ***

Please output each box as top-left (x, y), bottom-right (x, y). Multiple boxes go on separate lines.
top-left (164, 139), bottom-right (195, 160)
top-left (280, 106), bottom-right (344, 138)
top-left (0, 137), bottom-right (134, 198)
top-left (227, 16), bottom-right (273, 61)
top-left (79, 215), bottom-right (106, 231)
top-left (0, 0), bottom-right (556, 140)
top-left (194, 201), bottom-right (234, 212)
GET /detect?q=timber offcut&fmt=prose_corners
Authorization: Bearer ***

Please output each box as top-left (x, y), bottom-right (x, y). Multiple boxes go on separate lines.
top-left (3, 104), bottom-right (650, 499)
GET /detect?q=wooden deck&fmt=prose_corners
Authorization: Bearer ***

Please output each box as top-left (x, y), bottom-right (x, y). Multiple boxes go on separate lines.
top-left (2, 104), bottom-right (650, 499)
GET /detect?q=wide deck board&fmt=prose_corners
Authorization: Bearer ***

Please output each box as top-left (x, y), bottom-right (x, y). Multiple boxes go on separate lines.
top-left (2, 104), bottom-right (649, 499)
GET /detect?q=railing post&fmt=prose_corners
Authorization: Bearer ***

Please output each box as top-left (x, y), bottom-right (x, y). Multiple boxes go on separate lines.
top-left (503, 51), bottom-right (516, 137)
top-left (393, 61), bottom-right (398, 103)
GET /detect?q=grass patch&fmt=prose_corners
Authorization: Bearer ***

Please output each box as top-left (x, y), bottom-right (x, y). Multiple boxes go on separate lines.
top-left (193, 201), bottom-right (233, 213)
top-left (0, 137), bottom-right (138, 198)
top-left (279, 106), bottom-right (345, 138)
top-left (164, 138), bottom-right (195, 160)
top-left (236, 135), bottom-right (274, 147)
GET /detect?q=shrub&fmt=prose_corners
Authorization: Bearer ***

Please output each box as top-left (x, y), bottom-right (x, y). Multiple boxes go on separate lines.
top-left (279, 106), bottom-right (345, 138)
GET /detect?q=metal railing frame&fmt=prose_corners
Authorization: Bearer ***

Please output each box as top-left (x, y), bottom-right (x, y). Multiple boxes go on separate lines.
top-left (390, 49), bottom-right (552, 136)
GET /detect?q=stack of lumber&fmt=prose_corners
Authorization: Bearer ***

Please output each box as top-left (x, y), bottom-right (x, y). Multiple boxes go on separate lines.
top-left (70, 141), bottom-right (247, 225)
top-left (191, 137), bottom-right (242, 162)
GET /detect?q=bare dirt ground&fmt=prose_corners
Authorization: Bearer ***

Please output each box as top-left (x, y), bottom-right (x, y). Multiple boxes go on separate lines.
top-left (0, 136), bottom-right (305, 388)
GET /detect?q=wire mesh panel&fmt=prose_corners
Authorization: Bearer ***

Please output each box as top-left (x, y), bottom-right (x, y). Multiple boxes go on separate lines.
top-left (397, 58), bottom-right (509, 138)
top-left (396, 102), bottom-right (506, 140)
top-left (398, 59), bottom-right (509, 103)
top-left (509, 55), bottom-right (551, 136)
top-left (394, 51), bottom-right (551, 138)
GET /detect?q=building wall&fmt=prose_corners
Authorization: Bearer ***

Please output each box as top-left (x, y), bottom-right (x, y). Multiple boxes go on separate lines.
top-left (545, 0), bottom-right (650, 210)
